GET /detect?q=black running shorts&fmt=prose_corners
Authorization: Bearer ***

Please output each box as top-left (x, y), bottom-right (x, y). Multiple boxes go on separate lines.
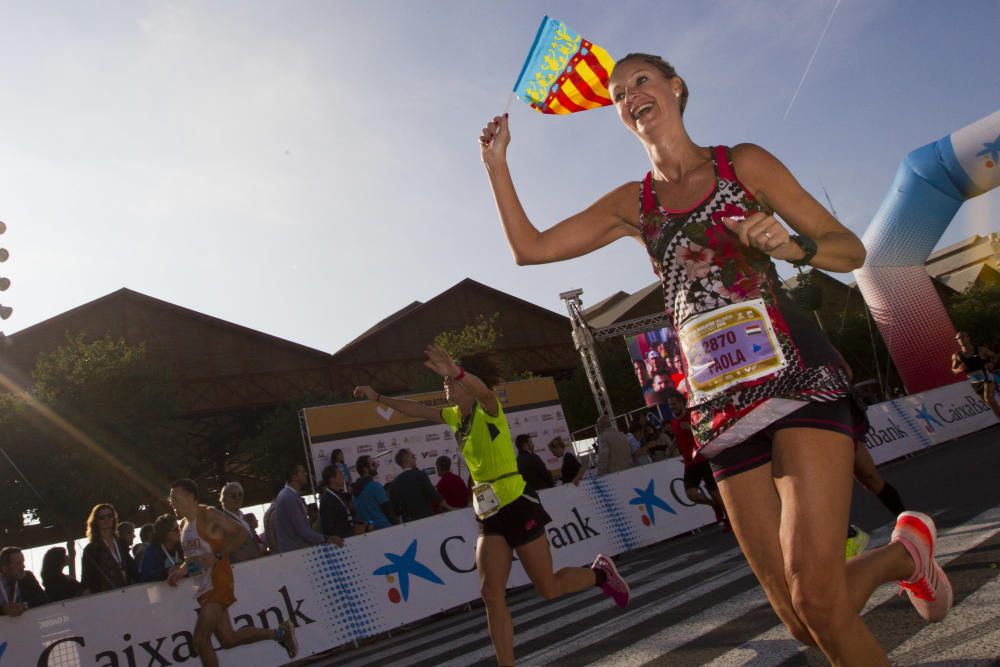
top-left (683, 460), bottom-right (717, 491)
top-left (709, 398), bottom-right (868, 482)
top-left (477, 490), bottom-right (552, 548)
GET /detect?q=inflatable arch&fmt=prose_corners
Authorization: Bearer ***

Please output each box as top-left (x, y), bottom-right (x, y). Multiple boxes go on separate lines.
top-left (855, 110), bottom-right (1000, 393)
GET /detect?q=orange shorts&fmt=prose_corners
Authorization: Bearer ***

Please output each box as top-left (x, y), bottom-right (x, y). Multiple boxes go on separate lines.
top-left (198, 587), bottom-right (236, 609)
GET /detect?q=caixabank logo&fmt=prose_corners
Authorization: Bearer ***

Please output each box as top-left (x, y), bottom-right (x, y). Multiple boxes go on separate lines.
top-left (977, 135), bottom-right (1000, 169)
top-left (372, 539), bottom-right (445, 604)
top-left (629, 479), bottom-right (677, 527)
top-left (913, 395), bottom-right (991, 434)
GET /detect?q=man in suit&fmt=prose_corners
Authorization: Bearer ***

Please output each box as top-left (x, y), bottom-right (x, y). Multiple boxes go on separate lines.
top-left (273, 463), bottom-right (342, 553)
top-left (0, 547), bottom-right (47, 616)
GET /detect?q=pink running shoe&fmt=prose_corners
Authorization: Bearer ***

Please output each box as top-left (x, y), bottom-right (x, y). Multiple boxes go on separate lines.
top-left (891, 511), bottom-right (953, 622)
top-left (592, 554), bottom-right (630, 608)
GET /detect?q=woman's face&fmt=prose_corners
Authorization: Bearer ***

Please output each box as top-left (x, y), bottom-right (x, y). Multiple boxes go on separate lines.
top-left (222, 487), bottom-right (243, 511)
top-left (164, 523), bottom-right (180, 548)
top-left (609, 60), bottom-right (682, 138)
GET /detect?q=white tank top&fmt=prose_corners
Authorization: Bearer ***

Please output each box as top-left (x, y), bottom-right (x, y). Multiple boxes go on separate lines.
top-left (180, 515), bottom-right (214, 598)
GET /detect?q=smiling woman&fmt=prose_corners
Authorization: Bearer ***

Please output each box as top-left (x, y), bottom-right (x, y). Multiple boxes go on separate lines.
top-left (478, 51), bottom-right (951, 665)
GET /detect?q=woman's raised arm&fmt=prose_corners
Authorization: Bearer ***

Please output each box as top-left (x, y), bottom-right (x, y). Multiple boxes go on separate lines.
top-left (481, 114), bottom-right (641, 266)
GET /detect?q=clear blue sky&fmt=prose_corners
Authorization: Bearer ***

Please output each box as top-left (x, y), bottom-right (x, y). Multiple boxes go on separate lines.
top-left (1, 1), bottom-right (997, 352)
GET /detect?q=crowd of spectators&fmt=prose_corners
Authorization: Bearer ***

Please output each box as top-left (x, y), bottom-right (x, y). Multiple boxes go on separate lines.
top-left (3, 423), bottom-right (670, 620)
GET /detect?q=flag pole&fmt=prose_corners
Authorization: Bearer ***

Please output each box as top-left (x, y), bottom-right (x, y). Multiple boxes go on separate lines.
top-left (501, 91), bottom-right (517, 117)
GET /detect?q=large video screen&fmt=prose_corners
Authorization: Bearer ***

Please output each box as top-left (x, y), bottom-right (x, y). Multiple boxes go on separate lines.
top-left (624, 326), bottom-right (686, 407)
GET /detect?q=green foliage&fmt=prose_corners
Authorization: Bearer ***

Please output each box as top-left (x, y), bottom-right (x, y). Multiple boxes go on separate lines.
top-left (948, 283), bottom-right (1000, 347)
top-left (0, 335), bottom-right (186, 540)
top-left (241, 389), bottom-right (351, 491)
top-left (556, 341), bottom-right (643, 433)
top-left (433, 313), bottom-right (500, 360)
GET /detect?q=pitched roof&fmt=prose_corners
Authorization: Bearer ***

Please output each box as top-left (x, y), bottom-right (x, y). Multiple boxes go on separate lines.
top-left (333, 277), bottom-right (568, 357)
top-left (8, 287), bottom-right (331, 359)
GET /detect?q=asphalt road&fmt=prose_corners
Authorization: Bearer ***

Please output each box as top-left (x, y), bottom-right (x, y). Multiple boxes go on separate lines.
top-left (311, 425), bottom-right (1000, 666)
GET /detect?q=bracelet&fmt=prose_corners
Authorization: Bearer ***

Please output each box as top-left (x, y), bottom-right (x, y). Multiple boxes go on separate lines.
top-left (454, 367), bottom-right (466, 381)
top-left (789, 235), bottom-right (818, 268)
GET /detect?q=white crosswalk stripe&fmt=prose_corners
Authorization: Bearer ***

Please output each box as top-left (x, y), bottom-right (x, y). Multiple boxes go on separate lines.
top-left (335, 549), bottom-right (724, 667)
top-left (701, 505), bottom-right (1000, 667)
top-left (319, 504), bottom-right (1000, 667)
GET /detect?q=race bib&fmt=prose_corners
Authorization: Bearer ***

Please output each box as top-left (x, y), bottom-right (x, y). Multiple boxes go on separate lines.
top-left (472, 483), bottom-right (501, 519)
top-left (679, 298), bottom-right (788, 403)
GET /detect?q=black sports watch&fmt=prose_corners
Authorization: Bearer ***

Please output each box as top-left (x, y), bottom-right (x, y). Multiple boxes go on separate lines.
top-left (789, 235), bottom-right (818, 268)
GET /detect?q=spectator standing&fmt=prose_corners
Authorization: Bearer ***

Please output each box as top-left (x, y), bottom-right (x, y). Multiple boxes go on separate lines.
top-left (81, 503), bottom-right (134, 593)
top-left (133, 523), bottom-right (154, 563)
top-left (1, 547), bottom-right (47, 615)
top-left (319, 465), bottom-right (356, 539)
top-left (40, 547), bottom-right (84, 602)
top-left (351, 455), bottom-right (399, 530)
top-left (138, 515), bottom-right (185, 582)
top-left (219, 482), bottom-right (263, 563)
top-left (435, 455), bottom-right (471, 509)
top-left (331, 448), bottom-right (352, 490)
top-left (117, 521), bottom-right (139, 580)
top-left (596, 415), bottom-right (634, 475)
top-left (626, 422), bottom-right (654, 466)
top-left (515, 434), bottom-right (554, 492)
top-left (274, 464), bottom-right (343, 552)
top-left (390, 448), bottom-right (455, 521)
top-left (548, 437), bottom-right (584, 485)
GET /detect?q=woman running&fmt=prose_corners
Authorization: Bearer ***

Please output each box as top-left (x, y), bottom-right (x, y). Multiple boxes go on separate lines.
top-left (479, 53), bottom-right (951, 665)
top-left (354, 345), bottom-right (628, 667)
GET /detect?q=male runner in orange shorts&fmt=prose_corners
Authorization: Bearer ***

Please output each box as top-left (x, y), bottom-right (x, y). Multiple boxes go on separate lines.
top-left (168, 479), bottom-right (298, 666)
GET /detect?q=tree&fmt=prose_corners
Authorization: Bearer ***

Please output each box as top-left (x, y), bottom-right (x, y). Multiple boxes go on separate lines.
top-left (948, 283), bottom-right (1000, 347)
top-left (556, 341), bottom-right (644, 433)
top-left (240, 388), bottom-right (349, 494)
top-left (433, 313), bottom-right (500, 359)
top-left (0, 335), bottom-right (188, 540)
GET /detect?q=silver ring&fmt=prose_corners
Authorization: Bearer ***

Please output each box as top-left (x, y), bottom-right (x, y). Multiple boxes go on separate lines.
top-left (763, 232), bottom-right (772, 241)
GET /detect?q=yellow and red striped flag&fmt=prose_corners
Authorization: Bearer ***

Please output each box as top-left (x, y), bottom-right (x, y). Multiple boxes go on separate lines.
top-left (512, 16), bottom-right (616, 115)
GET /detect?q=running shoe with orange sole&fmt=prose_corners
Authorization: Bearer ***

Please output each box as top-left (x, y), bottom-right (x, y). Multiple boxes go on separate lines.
top-left (891, 511), bottom-right (953, 622)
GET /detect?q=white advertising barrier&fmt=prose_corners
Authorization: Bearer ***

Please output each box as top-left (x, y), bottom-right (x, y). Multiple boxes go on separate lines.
top-left (862, 381), bottom-right (997, 465)
top-left (0, 458), bottom-right (714, 666)
top-left (304, 378), bottom-right (571, 487)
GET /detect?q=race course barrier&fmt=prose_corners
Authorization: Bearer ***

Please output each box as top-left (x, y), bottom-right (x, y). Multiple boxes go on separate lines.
top-left (3, 381), bottom-right (995, 665)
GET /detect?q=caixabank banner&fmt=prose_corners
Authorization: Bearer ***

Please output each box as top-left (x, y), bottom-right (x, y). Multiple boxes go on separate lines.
top-left (302, 377), bottom-right (571, 486)
top-left (0, 458), bottom-right (714, 666)
top-left (862, 381), bottom-right (997, 464)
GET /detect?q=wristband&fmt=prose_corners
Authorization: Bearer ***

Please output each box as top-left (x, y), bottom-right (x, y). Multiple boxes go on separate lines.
top-left (789, 235), bottom-right (818, 268)
top-left (453, 367), bottom-right (466, 381)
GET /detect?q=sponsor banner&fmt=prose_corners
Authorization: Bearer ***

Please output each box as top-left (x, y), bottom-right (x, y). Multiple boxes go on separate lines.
top-left (1, 459), bottom-right (713, 666)
top-left (305, 378), bottom-right (570, 487)
top-left (863, 381), bottom-right (997, 464)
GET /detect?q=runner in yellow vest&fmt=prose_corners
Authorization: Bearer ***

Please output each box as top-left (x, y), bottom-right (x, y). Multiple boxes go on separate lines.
top-left (354, 344), bottom-right (629, 667)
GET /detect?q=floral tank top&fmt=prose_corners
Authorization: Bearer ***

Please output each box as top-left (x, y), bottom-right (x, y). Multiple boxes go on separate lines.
top-left (639, 146), bottom-right (851, 458)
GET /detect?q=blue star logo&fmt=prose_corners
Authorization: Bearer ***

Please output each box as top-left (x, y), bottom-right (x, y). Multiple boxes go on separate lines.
top-left (372, 539), bottom-right (444, 601)
top-left (629, 479), bottom-right (677, 525)
top-left (914, 404), bottom-right (941, 432)
top-left (976, 135), bottom-right (1000, 164)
